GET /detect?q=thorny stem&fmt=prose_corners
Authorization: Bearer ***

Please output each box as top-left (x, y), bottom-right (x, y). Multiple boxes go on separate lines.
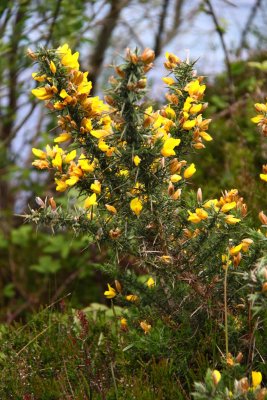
top-left (224, 264), bottom-right (229, 357)
top-left (224, 247), bottom-right (231, 358)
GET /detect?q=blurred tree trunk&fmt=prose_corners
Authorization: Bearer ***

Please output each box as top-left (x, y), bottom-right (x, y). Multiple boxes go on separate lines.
top-left (89, 0), bottom-right (130, 94)
top-left (0, 0), bottom-right (30, 230)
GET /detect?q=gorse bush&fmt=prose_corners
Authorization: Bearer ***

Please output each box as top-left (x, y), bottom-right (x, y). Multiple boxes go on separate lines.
top-left (22, 44), bottom-right (267, 398)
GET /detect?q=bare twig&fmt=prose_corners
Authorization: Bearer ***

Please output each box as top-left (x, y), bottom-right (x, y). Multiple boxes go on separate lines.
top-left (154, 0), bottom-right (170, 57)
top-left (237, 0), bottom-right (262, 56)
top-left (205, 0), bottom-right (235, 102)
top-left (87, 0), bottom-right (130, 93)
top-left (45, 0), bottom-right (63, 46)
top-left (162, 0), bottom-right (185, 48)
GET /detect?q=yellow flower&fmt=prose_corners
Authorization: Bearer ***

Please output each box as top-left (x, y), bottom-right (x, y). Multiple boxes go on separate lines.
top-left (81, 118), bottom-right (92, 132)
top-left (66, 175), bottom-right (79, 186)
top-left (165, 105), bottom-right (176, 120)
top-left (184, 80), bottom-right (206, 100)
top-left (212, 370), bottom-right (221, 385)
top-left (104, 284), bottom-right (116, 299)
top-left (65, 150), bottom-right (77, 163)
top-left (188, 211), bottom-right (201, 224)
top-left (78, 156), bottom-right (96, 172)
top-left (57, 43), bottom-right (79, 70)
top-left (255, 103), bottom-right (267, 112)
top-left (199, 131), bottom-right (213, 141)
top-left (221, 202), bottom-right (236, 213)
top-left (183, 119), bottom-right (196, 130)
top-left (119, 169), bottom-right (129, 177)
top-left (105, 204), bottom-right (117, 214)
top-left (59, 89), bottom-right (68, 99)
top-left (32, 160), bottom-right (49, 169)
top-left (241, 238), bottom-right (253, 252)
top-left (133, 155), bottom-right (141, 166)
top-left (159, 255), bottom-right (173, 263)
top-left (55, 178), bottom-right (68, 192)
top-left (230, 243), bottom-right (243, 256)
top-left (251, 115), bottom-right (264, 124)
top-left (260, 173), bottom-right (267, 182)
top-left (170, 174), bottom-right (182, 183)
top-left (184, 163), bottom-right (196, 179)
top-left (225, 215), bottom-right (241, 225)
top-left (165, 52), bottom-right (180, 64)
top-left (32, 87), bottom-right (54, 100)
top-left (190, 104), bottom-right (202, 114)
top-left (32, 72), bottom-right (46, 82)
top-left (90, 129), bottom-right (110, 139)
top-left (161, 138), bottom-right (181, 157)
top-left (84, 193), bottom-right (98, 209)
top-left (90, 180), bottom-right (101, 194)
top-left (125, 294), bottom-right (139, 302)
top-left (146, 277), bottom-right (155, 288)
top-left (196, 208), bottom-right (208, 219)
top-left (130, 197), bottom-right (143, 216)
top-left (162, 77), bottom-right (175, 85)
top-left (140, 320), bottom-right (151, 334)
top-left (203, 199), bottom-right (218, 209)
top-left (98, 140), bottom-right (109, 152)
top-left (52, 152), bottom-right (62, 169)
top-left (54, 132), bottom-right (72, 143)
top-left (120, 318), bottom-right (128, 330)
top-left (32, 148), bottom-right (47, 159)
top-left (49, 60), bottom-right (56, 74)
top-left (252, 371), bottom-right (262, 388)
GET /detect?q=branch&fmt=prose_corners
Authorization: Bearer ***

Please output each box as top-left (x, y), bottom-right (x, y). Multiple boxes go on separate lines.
top-left (162, 0), bottom-right (185, 48)
top-left (88, 0), bottom-right (130, 94)
top-left (45, 0), bottom-right (63, 47)
top-left (237, 0), bottom-right (262, 56)
top-left (205, 0), bottom-right (235, 102)
top-left (154, 0), bottom-right (170, 58)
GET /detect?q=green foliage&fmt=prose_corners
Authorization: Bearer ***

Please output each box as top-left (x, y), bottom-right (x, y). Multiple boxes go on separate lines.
top-left (0, 224), bottom-right (106, 320)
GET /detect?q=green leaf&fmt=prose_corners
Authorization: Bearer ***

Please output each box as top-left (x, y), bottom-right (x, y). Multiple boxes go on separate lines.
top-left (3, 283), bottom-right (15, 298)
top-left (30, 256), bottom-right (61, 274)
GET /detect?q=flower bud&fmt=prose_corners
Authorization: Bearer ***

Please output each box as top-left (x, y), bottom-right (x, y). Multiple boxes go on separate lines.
top-left (35, 197), bottom-right (45, 208)
top-left (115, 66), bottom-right (125, 78)
top-left (143, 63), bottom-right (153, 73)
top-left (193, 142), bottom-right (205, 149)
top-left (115, 280), bottom-right (122, 293)
top-left (233, 252), bottom-right (242, 267)
top-left (109, 228), bottom-right (122, 240)
top-left (197, 188), bottom-right (202, 203)
top-left (236, 378), bottom-right (249, 393)
top-left (104, 95), bottom-right (115, 106)
top-left (172, 189), bottom-right (181, 200)
top-left (259, 211), bottom-right (267, 225)
top-left (141, 48), bottom-right (155, 64)
top-left (235, 352), bottom-right (243, 363)
top-left (165, 93), bottom-right (179, 105)
top-left (120, 318), bottom-right (128, 331)
top-left (211, 370), bottom-right (221, 385)
top-left (136, 79), bottom-right (147, 88)
top-left (27, 48), bottom-right (37, 60)
top-left (168, 181), bottom-right (175, 196)
top-left (262, 282), bottom-right (267, 293)
top-left (49, 197), bottom-right (57, 211)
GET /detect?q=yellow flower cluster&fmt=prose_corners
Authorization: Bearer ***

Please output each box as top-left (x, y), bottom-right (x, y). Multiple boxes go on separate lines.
top-left (222, 238), bottom-right (253, 269)
top-left (103, 278), bottom-right (155, 334)
top-left (251, 100), bottom-right (267, 136)
top-left (251, 100), bottom-right (267, 182)
top-left (31, 46), bottom-right (213, 225)
top-left (32, 145), bottom-right (96, 192)
top-left (187, 189), bottom-right (246, 225)
top-left (211, 370), bottom-right (264, 395)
